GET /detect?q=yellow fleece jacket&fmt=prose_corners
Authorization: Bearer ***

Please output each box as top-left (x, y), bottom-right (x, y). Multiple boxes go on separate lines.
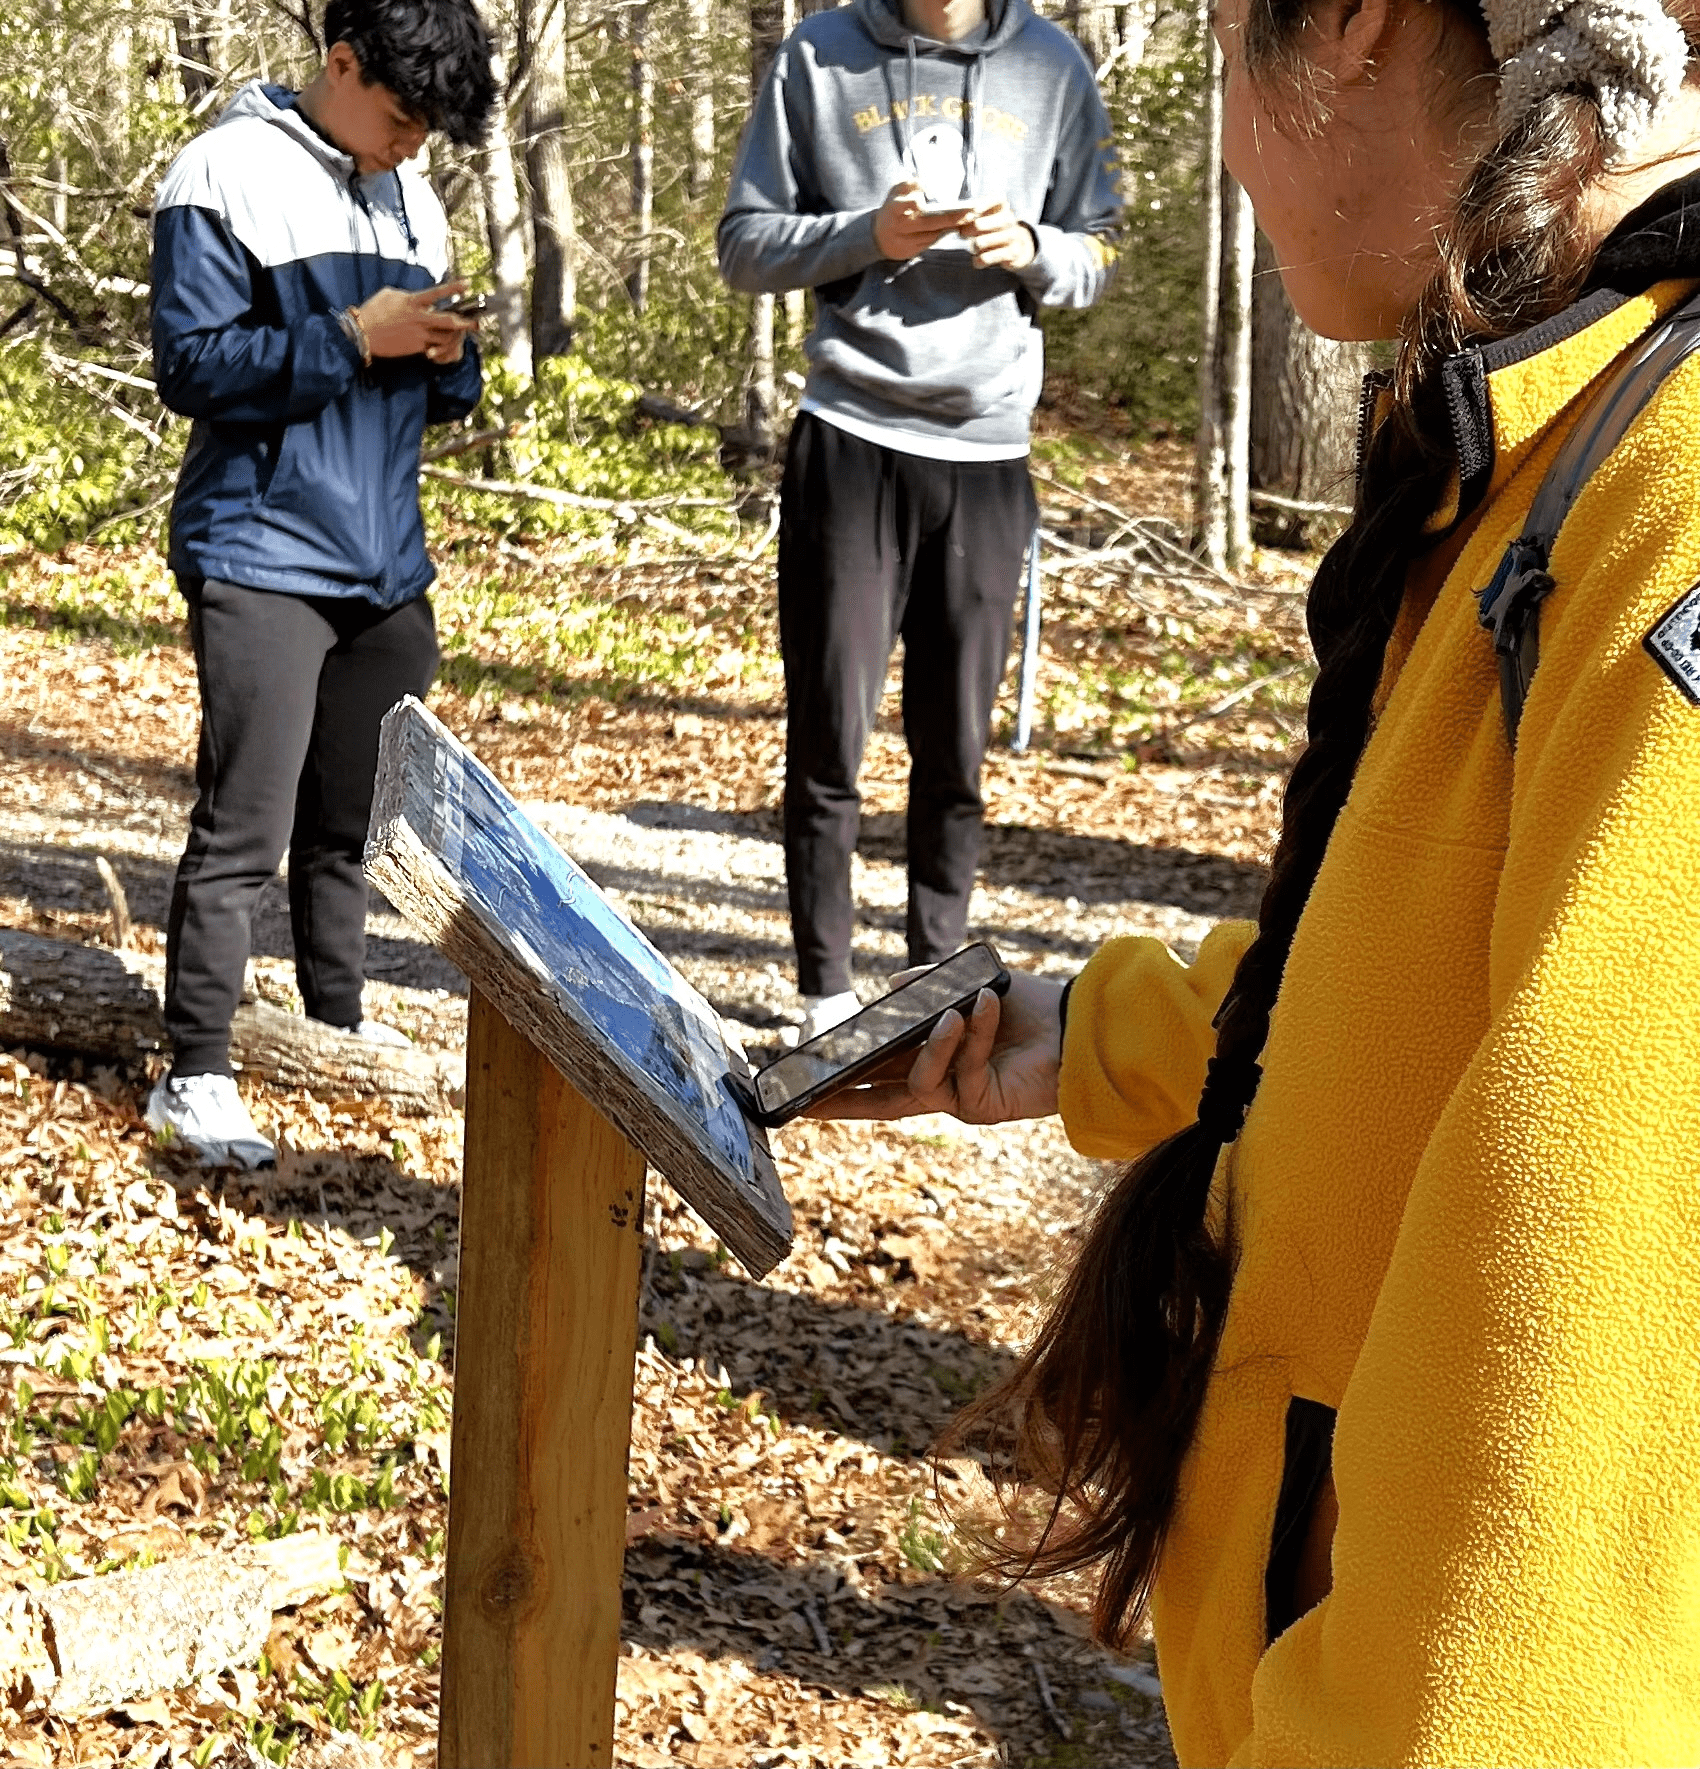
top-left (1056, 278), bottom-right (1700, 1766)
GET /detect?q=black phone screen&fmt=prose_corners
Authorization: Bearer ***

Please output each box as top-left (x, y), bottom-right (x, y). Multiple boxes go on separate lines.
top-left (750, 944), bottom-right (1007, 1123)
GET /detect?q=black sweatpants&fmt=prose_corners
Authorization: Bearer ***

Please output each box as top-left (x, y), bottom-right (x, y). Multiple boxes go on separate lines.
top-left (164, 577), bottom-right (439, 1077)
top-left (778, 411), bottom-right (1035, 998)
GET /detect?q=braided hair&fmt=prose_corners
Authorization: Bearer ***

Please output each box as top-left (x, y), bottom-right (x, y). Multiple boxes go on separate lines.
top-left (945, 0), bottom-right (1697, 1648)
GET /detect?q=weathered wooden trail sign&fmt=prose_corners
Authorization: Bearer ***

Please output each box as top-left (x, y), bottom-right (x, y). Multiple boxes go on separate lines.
top-left (365, 696), bottom-right (791, 1767)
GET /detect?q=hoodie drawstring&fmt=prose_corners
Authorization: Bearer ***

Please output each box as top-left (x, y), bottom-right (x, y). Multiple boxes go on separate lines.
top-left (393, 173), bottom-right (420, 259)
top-left (885, 35), bottom-right (983, 202)
top-left (963, 56), bottom-right (982, 197)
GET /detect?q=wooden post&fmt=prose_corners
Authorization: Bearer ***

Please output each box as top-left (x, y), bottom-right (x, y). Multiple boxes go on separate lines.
top-left (367, 698), bottom-right (791, 1761)
top-left (439, 988), bottom-right (648, 1768)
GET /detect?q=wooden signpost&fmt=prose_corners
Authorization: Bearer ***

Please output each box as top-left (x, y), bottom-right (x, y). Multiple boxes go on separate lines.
top-left (365, 697), bottom-right (792, 1768)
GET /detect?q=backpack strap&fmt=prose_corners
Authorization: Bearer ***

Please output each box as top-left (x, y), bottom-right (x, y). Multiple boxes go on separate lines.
top-left (1476, 288), bottom-right (1700, 748)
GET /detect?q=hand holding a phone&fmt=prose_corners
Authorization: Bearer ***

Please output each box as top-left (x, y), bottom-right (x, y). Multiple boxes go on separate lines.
top-left (352, 278), bottom-right (476, 363)
top-left (960, 200), bottom-right (1037, 272)
top-left (807, 967), bottom-right (1063, 1124)
top-left (873, 180), bottom-right (973, 261)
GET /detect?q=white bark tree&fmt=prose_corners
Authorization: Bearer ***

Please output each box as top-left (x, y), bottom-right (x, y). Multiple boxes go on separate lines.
top-left (744, 0), bottom-right (794, 451)
top-left (519, 0), bottom-right (577, 361)
top-left (1193, 11), bottom-right (1253, 571)
top-left (685, 0), bottom-right (716, 203)
top-left (478, 28), bottom-right (533, 375)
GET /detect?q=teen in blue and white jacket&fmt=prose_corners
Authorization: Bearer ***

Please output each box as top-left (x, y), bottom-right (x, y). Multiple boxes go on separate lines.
top-left (145, 0), bottom-right (495, 1169)
top-left (153, 79), bottom-right (479, 606)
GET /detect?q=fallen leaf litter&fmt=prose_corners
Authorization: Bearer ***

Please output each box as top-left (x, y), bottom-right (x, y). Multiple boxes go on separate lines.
top-left (0, 442), bottom-right (1310, 1764)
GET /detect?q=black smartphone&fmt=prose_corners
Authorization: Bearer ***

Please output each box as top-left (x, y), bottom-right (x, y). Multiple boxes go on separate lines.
top-left (438, 292), bottom-right (489, 317)
top-left (729, 943), bottom-right (1010, 1129)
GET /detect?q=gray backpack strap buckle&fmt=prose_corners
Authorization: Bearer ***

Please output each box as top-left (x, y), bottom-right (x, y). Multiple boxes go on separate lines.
top-left (1476, 538), bottom-right (1558, 748)
top-left (1475, 288), bottom-right (1700, 748)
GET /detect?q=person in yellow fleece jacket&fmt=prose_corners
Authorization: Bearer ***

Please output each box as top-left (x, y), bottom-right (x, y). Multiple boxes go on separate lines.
top-left (816, 0), bottom-right (1700, 1760)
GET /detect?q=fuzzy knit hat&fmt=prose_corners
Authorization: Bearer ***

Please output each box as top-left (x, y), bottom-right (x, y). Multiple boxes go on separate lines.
top-left (1485, 0), bottom-right (1691, 159)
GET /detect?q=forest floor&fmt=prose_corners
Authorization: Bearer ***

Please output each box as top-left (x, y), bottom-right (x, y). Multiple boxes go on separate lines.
top-left (0, 428), bottom-right (1318, 1767)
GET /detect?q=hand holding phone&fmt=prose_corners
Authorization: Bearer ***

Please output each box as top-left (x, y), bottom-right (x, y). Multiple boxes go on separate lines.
top-left (437, 291), bottom-right (489, 318)
top-left (797, 963), bottom-right (1065, 1126)
top-left (352, 279), bottom-right (475, 360)
top-left (874, 180), bottom-right (971, 261)
top-left (730, 945), bottom-right (1012, 1128)
top-left (960, 201), bottom-right (1036, 271)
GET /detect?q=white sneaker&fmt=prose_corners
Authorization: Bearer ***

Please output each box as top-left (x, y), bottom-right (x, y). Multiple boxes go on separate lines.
top-left (145, 1074), bottom-right (276, 1170)
top-left (797, 990), bottom-right (861, 1044)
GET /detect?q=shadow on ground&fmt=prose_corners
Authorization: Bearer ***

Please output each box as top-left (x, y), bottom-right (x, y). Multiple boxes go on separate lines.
top-left (640, 1250), bottom-right (1011, 1461)
top-left (132, 1123), bottom-right (1004, 1469)
top-left (624, 800), bottom-right (1268, 919)
top-left (621, 1535), bottom-right (1175, 1768)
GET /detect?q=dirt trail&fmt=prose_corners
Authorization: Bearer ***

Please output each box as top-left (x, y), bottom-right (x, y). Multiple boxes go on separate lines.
top-left (0, 495), bottom-right (1308, 1765)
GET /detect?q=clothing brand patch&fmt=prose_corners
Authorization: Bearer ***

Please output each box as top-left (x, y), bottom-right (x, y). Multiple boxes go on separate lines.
top-left (1644, 583), bottom-right (1700, 705)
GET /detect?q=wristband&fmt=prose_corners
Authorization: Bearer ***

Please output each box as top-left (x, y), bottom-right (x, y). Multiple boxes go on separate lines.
top-left (340, 306), bottom-right (373, 368)
top-left (1058, 973), bottom-right (1076, 1041)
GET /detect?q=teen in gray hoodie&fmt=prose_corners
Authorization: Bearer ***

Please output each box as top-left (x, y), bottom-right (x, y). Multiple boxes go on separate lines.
top-left (719, 0), bottom-right (1120, 1037)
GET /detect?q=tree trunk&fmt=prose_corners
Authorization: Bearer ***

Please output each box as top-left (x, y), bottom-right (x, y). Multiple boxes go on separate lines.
top-left (0, 929), bottom-right (459, 1113)
top-left (1193, 0), bottom-right (1253, 578)
top-left (44, 0), bottom-right (70, 236)
top-left (479, 28), bottom-right (533, 376)
top-left (1251, 228), bottom-right (1374, 546)
top-left (1114, 0), bottom-right (1150, 77)
top-left (686, 0), bottom-right (716, 203)
top-left (1070, 0), bottom-right (1119, 70)
top-left (1221, 169), bottom-right (1254, 569)
top-left (627, 2), bottom-right (654, 310)
top-left (173, 7), bottom-right (215, 110)
top-left (520, 0), bottom-right (576, 363)
top-left (743, 0), bottom-right (794, 451)
top-left (1192, 0), bottom-right (1226, 568)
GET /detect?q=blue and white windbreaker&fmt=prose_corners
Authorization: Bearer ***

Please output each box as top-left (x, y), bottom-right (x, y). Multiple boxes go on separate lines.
top-left (152, 82), bottom-right (481, 607)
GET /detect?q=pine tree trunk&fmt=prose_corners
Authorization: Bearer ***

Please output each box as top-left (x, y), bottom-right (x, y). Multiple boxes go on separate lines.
top-left (686, 0), bottom-right (716, 203)
top-left (520, 0), bottom-right (576, 363)
top-left (478, 28), bottom-right (533, 375)
top-left (627, 2), bottom-right (654, 310)
top-left (1251, 229), bottom-right (1374, 546)
top-left (744, 0), bottom-right (794, 451)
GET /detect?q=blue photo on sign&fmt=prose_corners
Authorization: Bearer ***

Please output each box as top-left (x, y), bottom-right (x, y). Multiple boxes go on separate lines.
top-left (367, 697), bottom-right (790, 1276)
top-left (423, 738), bottom-right (759, 1182)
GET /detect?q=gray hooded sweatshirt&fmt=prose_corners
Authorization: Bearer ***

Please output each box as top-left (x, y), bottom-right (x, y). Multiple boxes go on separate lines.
top-left (718, 0), bottom-right (1121, 454)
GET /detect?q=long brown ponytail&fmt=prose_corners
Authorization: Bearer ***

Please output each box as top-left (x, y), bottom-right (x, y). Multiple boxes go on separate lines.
top-left (945, 0), bottom-right (1693, 1650)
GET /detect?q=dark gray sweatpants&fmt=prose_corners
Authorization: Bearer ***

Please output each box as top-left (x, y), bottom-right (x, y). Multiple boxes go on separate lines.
top-left (164, 577), bottom-right (438, 1077)
top-left (778, 411), bottom-right (1035, 998)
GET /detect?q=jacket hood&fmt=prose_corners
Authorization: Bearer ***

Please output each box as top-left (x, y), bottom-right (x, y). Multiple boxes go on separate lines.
top-left (850, 0), bottom-right (1030, 54)
top-left (214, 80), bottom-right (354, 177)
top-left (1584, 167), bottom-right (1700, 297)
top-left (1417, 167), bottom-right (1700, 529)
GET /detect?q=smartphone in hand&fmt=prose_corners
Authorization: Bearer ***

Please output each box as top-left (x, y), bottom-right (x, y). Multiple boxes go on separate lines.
top-left (728, 944), bottom-right (1010, 1128)
top-left (437, 292), bottom-right (489, 318)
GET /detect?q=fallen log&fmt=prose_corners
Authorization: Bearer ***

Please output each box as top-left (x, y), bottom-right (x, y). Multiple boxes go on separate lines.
top-left (0, 1532), bottom-right (342, 1715)
top-left (0, 927), bottom-right (458, 1113)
